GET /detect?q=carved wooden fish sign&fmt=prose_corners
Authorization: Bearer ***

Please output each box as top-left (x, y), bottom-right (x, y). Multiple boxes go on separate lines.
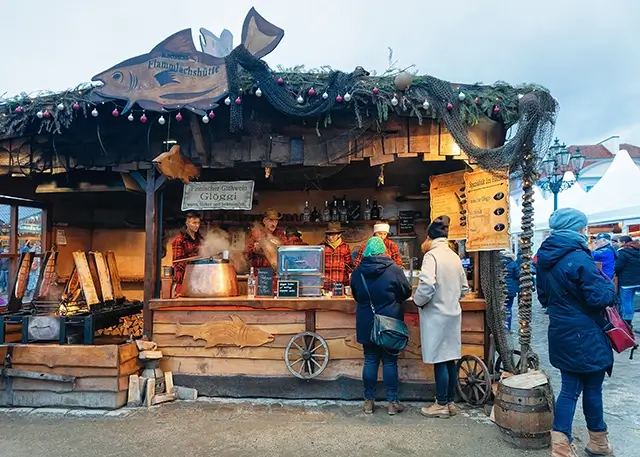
top-left (152, 144), bottom-right (200, 184)
top-left (175, 316), bottom-right (275, 348)
top-left (91, 8), bottom-right (284, 115)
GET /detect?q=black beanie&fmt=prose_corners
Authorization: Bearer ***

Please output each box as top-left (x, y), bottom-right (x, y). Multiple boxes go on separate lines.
top-left (427, 215), bottom-right (450, 239)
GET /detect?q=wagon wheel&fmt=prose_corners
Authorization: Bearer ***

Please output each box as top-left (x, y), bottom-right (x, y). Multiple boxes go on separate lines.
top-left (284, 331), bottom-right (330, 380)
top-left (456, 355), bottom-right (491, 406)
top-left (494, 349), bottom-right (538, 375)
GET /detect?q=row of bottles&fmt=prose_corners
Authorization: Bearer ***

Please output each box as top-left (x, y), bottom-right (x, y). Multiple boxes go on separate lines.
top-left (302, 196), bottom-right (381, 223)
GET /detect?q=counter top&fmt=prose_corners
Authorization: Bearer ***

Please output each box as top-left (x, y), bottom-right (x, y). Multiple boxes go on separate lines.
top-left (148, 295), bottom-right (486, 313)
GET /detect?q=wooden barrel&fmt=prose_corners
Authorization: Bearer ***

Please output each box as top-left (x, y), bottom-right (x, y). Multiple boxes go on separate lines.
top-left (493, 374), bottom-right (553, 449)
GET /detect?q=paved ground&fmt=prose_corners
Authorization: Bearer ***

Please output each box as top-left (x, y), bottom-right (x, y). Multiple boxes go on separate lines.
top-left (0, 301), bottom-right (637, 457)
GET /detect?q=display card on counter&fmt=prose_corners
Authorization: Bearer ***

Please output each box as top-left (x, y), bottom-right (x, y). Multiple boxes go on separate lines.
top-left (256, 268), bottom-right (274, 297)
top-left (333, 282), bottom-right (344, 297)
top-left (277, 280), bottom-right (299, 298)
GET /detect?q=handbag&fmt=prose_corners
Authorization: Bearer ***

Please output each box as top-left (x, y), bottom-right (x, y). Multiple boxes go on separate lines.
top-left (359, 273), bottom-right (409, 353)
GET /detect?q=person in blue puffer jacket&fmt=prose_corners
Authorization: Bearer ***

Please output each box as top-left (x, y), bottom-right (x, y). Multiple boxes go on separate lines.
top-left (592, 232), bottom-right (617, 280)
top-left (536, 208), bottom-right (616, 457)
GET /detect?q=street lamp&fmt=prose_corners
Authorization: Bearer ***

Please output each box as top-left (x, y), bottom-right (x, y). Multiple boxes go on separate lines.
top-left (538, 138), bottom-right (586, 210)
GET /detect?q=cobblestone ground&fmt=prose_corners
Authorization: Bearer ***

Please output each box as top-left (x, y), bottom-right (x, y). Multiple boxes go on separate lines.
top-left (510, 297), bottom-right (640, 456)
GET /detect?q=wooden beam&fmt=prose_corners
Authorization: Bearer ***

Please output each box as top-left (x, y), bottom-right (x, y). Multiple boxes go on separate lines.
top-left (129, 171), bottom-right (147, 190)
top-left (189, 113), bottom-right (208, 166)
top-left (143, 167), bottom-right (159, 338)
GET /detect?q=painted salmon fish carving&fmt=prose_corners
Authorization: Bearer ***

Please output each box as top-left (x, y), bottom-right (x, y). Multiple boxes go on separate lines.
top-left (91, 8), bottom-right (284, 115)
top-left (175, 316), bottom-right (275, 348)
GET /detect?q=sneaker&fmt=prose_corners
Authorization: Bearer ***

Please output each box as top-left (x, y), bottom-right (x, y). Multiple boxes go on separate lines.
top-left (363, 400), bottom-right (374, 414)
top-left (447, 402), bottom-right (458, 416)
top-left (387, 401), bottom-right (406, 416)
top-left (420, 403), bottom-right (450, 418)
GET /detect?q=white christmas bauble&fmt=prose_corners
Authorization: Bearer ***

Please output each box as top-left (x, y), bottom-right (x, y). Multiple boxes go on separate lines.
top-left (57, 103), bottom-right (64, 110)
top-left (127, 113), bottom-right (134, 121)
top-left (343, 92), bottom-right (352, 102)
top-left (391, 96), bottom-right (399, 106)
top-left (255, 88), bottom-right (262, 97)
top-left (518, 93), bottom-right (524, 99)
top-left (297, 95), bottom-right (304, 104)
top-left (394, 72), bottom-right (413, 91)
top-left (91, 108), bottom-right (98, 117)
top-left (202, 115), bottom-right (210, 124)
top-left (322, 92), bottom-right (329, 100)
top-left (36, 111), bottom-right (44, 119)
top-left (224, 97), bottom-right (231, 106)
top-left (158, 115), bottom-right (166, 125)
top-left (458, 92), bottom-right (466, 101)
top-left (422, 100), bottom-right (430, 109)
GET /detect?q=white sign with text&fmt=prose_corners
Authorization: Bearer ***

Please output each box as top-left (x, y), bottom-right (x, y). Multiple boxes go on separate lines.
top-left (181, 180), bottom-right (255, 211)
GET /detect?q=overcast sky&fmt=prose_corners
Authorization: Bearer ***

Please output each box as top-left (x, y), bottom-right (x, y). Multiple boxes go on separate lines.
top-left (1, 0), bottom-right (638, 146)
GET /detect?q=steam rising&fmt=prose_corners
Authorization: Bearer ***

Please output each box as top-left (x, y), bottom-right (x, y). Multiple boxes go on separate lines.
top-left (199, 227), bottom-right (247, 272)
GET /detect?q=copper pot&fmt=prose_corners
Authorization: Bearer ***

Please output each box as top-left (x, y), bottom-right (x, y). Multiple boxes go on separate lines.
top-left (181, 258), bottom-right (239, 298)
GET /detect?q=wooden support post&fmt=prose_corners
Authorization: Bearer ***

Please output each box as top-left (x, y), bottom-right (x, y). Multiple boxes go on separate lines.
top-left (143, 168), bottom-right (159, 338)
top-left (189, 113), bottom-right (208, 166)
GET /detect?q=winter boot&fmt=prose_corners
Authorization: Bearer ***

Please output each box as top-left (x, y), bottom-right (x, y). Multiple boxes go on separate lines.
top-left (363, 400), bottom-right (374, 414)
top-left (551, 431), bottom-right (578, 457)
top-left (447, 402), bottom-right (458, 416)
top-left (585, 430), bottom-right (613, 456)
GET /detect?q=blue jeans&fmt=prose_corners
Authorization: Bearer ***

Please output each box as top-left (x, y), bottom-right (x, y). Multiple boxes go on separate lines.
top-left (362, 343), bottom-right (398, 401)
top-left (504, 296), bottom-right (514, 331)
top-left (553, 370), bottom-right (607, 441)
top-left (619, 286), bottom-right (639, 322)
top-left (434, 360), bottom-right (457, 405)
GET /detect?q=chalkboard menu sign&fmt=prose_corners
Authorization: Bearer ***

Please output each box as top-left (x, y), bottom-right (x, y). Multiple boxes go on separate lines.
top-left (333, 282), bottom-right (344, 297)
top-left (398, 210), bottom-right (422, 235)
top-left (256, 268), bottom-right (274, 297)
top-left (277, 280), bottom-right (299, 298)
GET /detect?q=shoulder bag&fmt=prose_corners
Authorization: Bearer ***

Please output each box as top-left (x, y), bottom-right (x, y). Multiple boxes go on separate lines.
top-left (359, 273), bottom-right (409, 353)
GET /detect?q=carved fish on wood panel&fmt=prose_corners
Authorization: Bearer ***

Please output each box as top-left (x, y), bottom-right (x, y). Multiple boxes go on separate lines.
top-left (343, 326), bottom-right (423, 357)
top-left (175, 316), bottom-right (275, 348)
top-left (152, 144), bottom-right (200, 184)
top-left (91, 8), bottom-right (285, 115)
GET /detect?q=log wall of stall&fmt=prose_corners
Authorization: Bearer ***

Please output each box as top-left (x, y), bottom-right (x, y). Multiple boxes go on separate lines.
top-left (0, 343), bottom-right (139, 409)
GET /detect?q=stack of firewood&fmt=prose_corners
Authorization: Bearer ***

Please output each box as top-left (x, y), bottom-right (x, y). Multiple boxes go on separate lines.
top-left (96, 312), bottom-right (144, 337)
top-left (127, 339), bottom-right (198, 407)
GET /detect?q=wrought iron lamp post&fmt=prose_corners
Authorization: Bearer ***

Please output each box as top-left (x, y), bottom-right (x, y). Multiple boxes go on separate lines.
top-left (538, 138), bottom-right (586, 211)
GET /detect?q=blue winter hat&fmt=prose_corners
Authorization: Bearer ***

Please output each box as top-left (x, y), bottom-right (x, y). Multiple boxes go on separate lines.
top-left (548, 208), bottom-right (588, 232)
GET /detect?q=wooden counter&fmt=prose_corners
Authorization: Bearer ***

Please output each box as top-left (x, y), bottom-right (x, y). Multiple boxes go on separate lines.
top-left (149, 296), bottom-right (488, 401)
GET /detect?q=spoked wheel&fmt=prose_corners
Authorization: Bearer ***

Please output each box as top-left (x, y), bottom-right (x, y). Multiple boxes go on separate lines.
top-left (494, 349), bottom-right (538, 375)
top-left (456, 355), bottom-right (492, 406)
top-left (284, 331), bottom-right (330, 379)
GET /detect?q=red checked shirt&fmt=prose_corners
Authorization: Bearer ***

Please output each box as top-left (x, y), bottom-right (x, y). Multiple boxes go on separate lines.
top-left (244, 228), bottom-right (287, 270)
top-left (353, 237), bottom-right (404, 267)
top-left (285, 236), bottom-right (308, 246)
top-left (172, 230), bottom-right (203, 286)
top-left (321, 240), bottom-right (353, 288)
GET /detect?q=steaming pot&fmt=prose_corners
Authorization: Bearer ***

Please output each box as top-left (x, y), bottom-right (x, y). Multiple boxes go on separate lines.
top-left (181, 258), bottom-right (239, 298)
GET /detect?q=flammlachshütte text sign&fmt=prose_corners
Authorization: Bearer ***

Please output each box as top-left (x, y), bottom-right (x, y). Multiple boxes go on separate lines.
top-left (464, 169), bottom-right (510, 251)
top-left (181, 181), bottom-right (255, 211)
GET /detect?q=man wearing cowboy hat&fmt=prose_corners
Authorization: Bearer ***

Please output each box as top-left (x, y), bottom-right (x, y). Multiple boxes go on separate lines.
top-left (321, 222), bottom-right (353, 289)
top-left (244, 208), bottom-right (287, 271)
top-left (354, 220), bottom-right (403, 267)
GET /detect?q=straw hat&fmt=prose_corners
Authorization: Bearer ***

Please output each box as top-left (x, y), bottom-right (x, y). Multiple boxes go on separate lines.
top-left (325, 222), bottom-right (345, 234)
top-left (263, 209), bottom-right (282, 220)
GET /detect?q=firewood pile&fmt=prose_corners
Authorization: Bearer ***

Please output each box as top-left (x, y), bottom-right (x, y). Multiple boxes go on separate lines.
top-left (127, 339), bottom-right (198, 407)
top-left (96, 312), bottom-right (143, 337)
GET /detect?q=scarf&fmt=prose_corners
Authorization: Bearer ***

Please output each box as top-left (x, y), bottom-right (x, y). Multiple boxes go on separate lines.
top-left (326, 236), bottom-right (343, 250)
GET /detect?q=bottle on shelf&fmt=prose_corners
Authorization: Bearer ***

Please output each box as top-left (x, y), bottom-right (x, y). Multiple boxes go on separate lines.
top-left (339, 197), bottom-right (348, 222)
top-left (322, 201), bottom-right (331, 222)
top-left (364, 199), bottom-right (372, 221)
top-left (311, 206), bottom-right (320, 222)
top-left (331, 200), bottom-right (339, 222)
top-left (370, 199), bottom-right (380, 220)
top-left (303, 201), bottom-right (311, 222)
top-left (247, 267), bottom-right (256, 298)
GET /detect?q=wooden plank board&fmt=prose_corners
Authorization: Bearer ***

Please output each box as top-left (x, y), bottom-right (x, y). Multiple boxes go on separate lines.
top-left (87, 253), bottom-right (104, 304)
top-left (161, 346), bottom-right (285, 360)
top-left (9, 390), bottom-right (127, 409)
top-left (316, 311), bottom-right (356, 330)
top-left (11, 345), bottom-right (120, 368)
top-left (153, 322), bottom-right (305, 336)
top-left (369, 136), bottom-right (395, 166)
top-left (73, 252), bottom-right (100, 305)
top-left (462, 311), bottom-right (485, 332)
top-left (153, 310), bottom-right (307, 325)
top-left (154, 333), bottom-right (292, 348)
top-left (314, 359), bottom-right (435, 382)
top-left (106, 251), bottom-right (124, 300)
top-left (11, 357), bottom-right (140, 379)
top-left (118, 343), bottom-right (139, 364)
top-left (10, 375), bottom-right (130, 393)
top-left (160, 357), bottom-right (292, 376)
top-left (269, 136), bottom-right (290, 163)
top-left (93, 252), bottom-right (114, 302)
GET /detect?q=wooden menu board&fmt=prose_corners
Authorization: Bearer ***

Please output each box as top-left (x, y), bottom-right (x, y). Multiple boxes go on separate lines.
top-left (429, 171), bottom-right (467, 240)
top-left (464, 169), bottom-right (510, 251)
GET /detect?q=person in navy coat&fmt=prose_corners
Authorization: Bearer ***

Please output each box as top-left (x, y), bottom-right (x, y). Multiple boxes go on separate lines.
top-left (536, 208), bottom-right (616, 456)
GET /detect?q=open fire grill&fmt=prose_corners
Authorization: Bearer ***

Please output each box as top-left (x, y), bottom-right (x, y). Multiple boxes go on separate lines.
top-left (0, 250), bottom-right (142, 345)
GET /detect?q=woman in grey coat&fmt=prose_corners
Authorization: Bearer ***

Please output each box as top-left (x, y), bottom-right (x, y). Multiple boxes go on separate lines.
top-left (413, 216), bottom-right (469, 418)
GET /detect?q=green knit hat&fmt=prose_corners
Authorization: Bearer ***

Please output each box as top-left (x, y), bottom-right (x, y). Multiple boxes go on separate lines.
top-left (363, 237), bottom-right (386, 257)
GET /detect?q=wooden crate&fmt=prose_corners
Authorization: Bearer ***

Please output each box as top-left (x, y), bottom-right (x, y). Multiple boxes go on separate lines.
top-left (0, 342), bottom-right (139, 409)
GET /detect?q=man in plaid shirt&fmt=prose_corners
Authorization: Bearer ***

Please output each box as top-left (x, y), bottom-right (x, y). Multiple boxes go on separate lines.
top-left (244, 209), bottom-right (287, 271)
top-left (172, 212), bottom-right (203, 296)
top-left (353, 221), bottom-right (404, 267)
top-left (321, 222), bottom-right (353, 290)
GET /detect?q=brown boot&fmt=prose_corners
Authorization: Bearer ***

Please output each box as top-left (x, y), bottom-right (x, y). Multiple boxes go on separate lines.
top-left (551, 431), bottom-right (578, 457)
top-left (585, 430), bottom-right (613, 456)
top-left (363, 400), bottom-right (374, 414)
top-left (387, 401), bottom-right (405, 416)
top-left (420, 403), bottom-right (450, 419)
top-left (447, 402), bottom-right (458, 416)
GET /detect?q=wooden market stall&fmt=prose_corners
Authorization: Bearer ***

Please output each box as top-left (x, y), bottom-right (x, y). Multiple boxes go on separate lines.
top-left (0, 7), bottom-right (557, 405)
